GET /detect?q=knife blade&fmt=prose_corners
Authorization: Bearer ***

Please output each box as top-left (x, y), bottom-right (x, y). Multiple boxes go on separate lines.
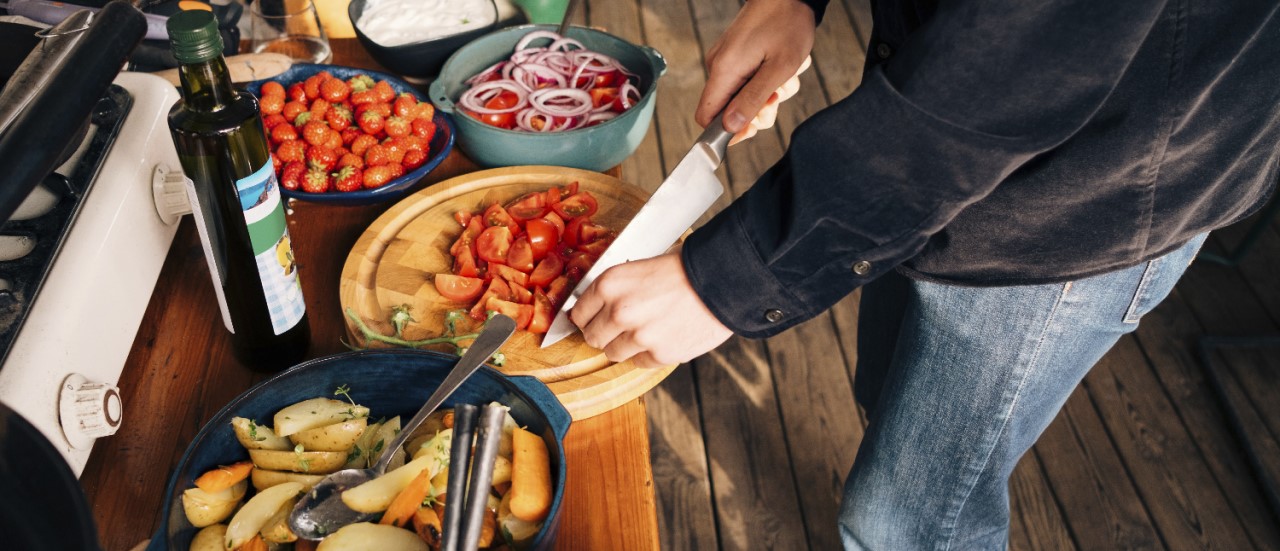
top-left (541, 113), bottom-right (734, 348)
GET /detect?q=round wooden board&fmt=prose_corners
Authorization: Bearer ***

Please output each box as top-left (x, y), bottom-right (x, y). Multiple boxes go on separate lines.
top-left (339, 165), bottom-right (677, 420)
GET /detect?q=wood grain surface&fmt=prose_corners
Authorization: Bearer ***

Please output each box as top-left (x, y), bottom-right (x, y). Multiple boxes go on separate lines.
top-left (78, 38), bottom-right (659, 551)
top-left (339, 165), bottom-right (678, 419)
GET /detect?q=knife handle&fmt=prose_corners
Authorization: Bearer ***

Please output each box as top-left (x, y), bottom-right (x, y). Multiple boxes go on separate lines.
top-left (698, 112), bottom-right (735, 166)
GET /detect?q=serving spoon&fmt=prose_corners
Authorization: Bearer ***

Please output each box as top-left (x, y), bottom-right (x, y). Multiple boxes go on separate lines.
top-left (288, 314), bottom-right (517, 540)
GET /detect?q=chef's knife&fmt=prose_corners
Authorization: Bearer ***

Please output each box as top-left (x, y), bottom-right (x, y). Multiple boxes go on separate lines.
top-left (541, 113), bottom-right (733, 348)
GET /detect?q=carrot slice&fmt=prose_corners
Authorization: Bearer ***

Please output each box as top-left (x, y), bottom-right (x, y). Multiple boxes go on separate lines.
top-left (193, 460), bottom-right (253, 494)
top-left (236, 534), bottom-right (268, 551)
top-left (380, 467), bottom-right (434, 528)
top-left (509, 427), bottom-right (552, 522)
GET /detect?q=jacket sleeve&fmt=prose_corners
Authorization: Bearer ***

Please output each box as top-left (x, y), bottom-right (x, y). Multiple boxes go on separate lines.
top-left (682, 0), bottom-right (1170, 338)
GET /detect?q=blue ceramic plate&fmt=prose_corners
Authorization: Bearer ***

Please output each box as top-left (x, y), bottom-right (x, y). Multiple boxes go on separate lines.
top-left (244, 64), bottom-right (456, 207)
top-left (147, 349), bottom-right (569, 550)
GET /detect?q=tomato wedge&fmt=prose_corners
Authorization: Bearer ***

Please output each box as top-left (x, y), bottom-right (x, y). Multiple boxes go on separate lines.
top-left (552, 192), bottom-right (598, 219)
top-left (546, 275), bottom-right (572, 306)
top-left (450, 217), bottom-right (484, 257)
top-left (476, 226), bottom-right (513, 264)
top-left (434, 274), bottom-right (485, 303)
top-left (525, 218), bottom-right (558, 261)
top-left (507, 236), bottom-right (535, 272)
top-left (529, 254), bottom-right (564, 288)
top-left (564, 251), bottom-right (595, 281)
top-left (506, 192), bottom-right (548, 221)
top-left (528, 288), bottom-right (555, 333)
top-left (485, 297), bottom-right (533, 330)
top-left (509, 281), bottom-right (533, 305)
top-left (483, 203), bottom-right (520, 232)
top-left (453, 211), bottom-right (472, 227)
top-left (589, 88), bottom-right (619, 110)
top-left (453, 246), bottom-right (481, 278)
top-left (470, 278), bottom-right (513, 320)
top-left (490, 263), bottom-right (529, 288)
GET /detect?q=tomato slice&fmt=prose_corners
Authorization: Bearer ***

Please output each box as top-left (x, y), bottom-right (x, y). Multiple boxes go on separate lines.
top-left (453, 211), bottom-right (472, 227)
top-left (490, 263), bottom-right (529, 288)
top-left (564, 181), bottom-right (579, 196)
top-left (506, 192), bottom-right (548, 221)
top-left (482, 203), bottom-right (520, 232)
top-left (544, 186), bottom-right (563, 207)
top-left (551, 192), bottom-right (598, 219)
top-left (529, 254), bottom-right (564, 288)
top-left (563, 216), bottom-right (587, 247)
top-left (453, 246), bottom-right (481, 278)
top-left (589, 87), bottom-right (619, 109)
top-left (527, 288), bottom-right (555, 333)
top-left (545, 275), bottom-right (572, 307)
top-left (564, 251), bottom-right (595, 281)
top-left (470, 278), bottom-right (513, 320)
top-left (476, 226), bottom-right (513, 264)
top-left (434, 274), bottom-right (485, 303)
top-left (542, 211), bottom-right (566, 237)
top-left (471, 91), bottom-right (520, 129)
top-left (507, 236), bottom-right (535, 272)
top-left (578, 220), bottom-right (612, 244)
top-left (577, 236), bottom-right (612, 256)
top-left (451, 217), bottom-right (484, 257)
top-left (593, 70), bottom-right (623, 88)
top-left (525, 218), bottom-right (558, 261)
top-left (509, 281), bottom-right (534, 305)
top-left (485, 297), bottom-right (533, 330)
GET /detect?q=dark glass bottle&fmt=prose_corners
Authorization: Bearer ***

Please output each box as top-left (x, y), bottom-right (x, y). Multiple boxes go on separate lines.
top-left (166, 11), bottom-right (309, 371)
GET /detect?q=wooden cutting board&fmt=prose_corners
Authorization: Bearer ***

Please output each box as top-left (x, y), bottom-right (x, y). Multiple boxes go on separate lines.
top-left (339, 165), bottom-right (678, 420)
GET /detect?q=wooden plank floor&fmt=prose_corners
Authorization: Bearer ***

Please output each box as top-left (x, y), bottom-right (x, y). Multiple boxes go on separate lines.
top-left (575, 0), bottom-right (1280, 548)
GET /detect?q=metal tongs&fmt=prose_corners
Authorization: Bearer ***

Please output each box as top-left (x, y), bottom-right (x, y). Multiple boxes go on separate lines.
top-left (440, 403), bottom-right (507, 550)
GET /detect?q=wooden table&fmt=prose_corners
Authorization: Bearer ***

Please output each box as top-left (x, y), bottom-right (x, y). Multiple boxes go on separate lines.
top-left (78, 39), bottom-right (660, 551)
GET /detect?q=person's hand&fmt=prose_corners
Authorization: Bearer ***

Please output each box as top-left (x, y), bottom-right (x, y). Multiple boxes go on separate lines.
top-left (570, 252), bottom-right (732, 369)
top-left (697, 0), bottom-right (817, 138)
top-left (730, 56), bottom-right (810, 145)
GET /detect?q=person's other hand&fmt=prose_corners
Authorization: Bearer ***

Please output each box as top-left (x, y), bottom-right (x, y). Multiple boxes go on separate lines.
top-left (570, 252), bottom-right (732, 369)
top-left (730, 56), bottom-right (811, 145)
top-left (697, 0), bottom-right (817, 137)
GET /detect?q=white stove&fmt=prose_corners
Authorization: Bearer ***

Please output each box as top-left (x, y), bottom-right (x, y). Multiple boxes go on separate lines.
top-left (0, 71), bottom-right (190, 475)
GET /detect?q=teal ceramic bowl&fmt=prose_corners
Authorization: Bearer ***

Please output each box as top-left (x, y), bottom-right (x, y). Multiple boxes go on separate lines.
top-left (146, 349), bottom-right (570, 550)
top-left (428, 25), bottom-right (667, 172)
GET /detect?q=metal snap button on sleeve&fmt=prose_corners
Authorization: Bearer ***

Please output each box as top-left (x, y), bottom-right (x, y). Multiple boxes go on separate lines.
top-left (764, 309), bottom-right (784, 323)
top-left (852, 260), bottom-right (872, 276)
top-left (876, 43), bottom-right (892, 59)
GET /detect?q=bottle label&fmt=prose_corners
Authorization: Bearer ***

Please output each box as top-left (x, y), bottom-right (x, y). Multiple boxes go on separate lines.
top-left (236, 162), bottom-right (306, 335)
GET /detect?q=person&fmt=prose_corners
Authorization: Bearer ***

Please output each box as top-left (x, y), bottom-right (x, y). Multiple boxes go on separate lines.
top-left (567, 0), bottom-right (1280, 548)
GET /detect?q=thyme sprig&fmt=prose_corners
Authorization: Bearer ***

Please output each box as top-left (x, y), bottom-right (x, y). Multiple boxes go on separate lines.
top-left (345, 305), bottom-right (506, 366)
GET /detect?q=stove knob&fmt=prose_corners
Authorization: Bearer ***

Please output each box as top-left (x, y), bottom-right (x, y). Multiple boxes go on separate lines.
top-left (59, 373), bottom-right (123, 450)
top-left (153, 164), bottom-right (192, 225)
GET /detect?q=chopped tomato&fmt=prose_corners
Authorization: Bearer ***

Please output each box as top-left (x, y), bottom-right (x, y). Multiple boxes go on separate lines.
top-left (545, 275), bottom-right (572, 306)
top-left (470, 278), bottom-right (513, 320)
top-left (525, 218), bottom-right (558, 260)
top-left (471, 91), bottom-right (520, 129)
top-left (485, 297), bottom-right (533, 330)
top-left (595, 70), bottom-right (624, 88)
top-left (483, 203), bottom-right (520, 232)
top-left (453, 210), bottom-right (472, 227)
top-left (528, 288), bottom-right (554, 333)
top-left (506, 192), bottom-right (548, 221)
top-left (453, 246), bottom-right (481, 278)
top-left (529, 254), bottom-right (564, 288)
top-left (544, 186), bottom-right (563, 207)
top-left (451, 217), bottom-right (484, 257)
top-left (564, 251), bottom-right (596, 281)
top-left (507, 236), bottom-right (535, 272)
top-left (564, 216), bottom-right (587, 247)
top-left (509, 281), bottom-right (534, 305)
top-left (551, 192), bottom-right (598, 219)
top-left (490, 263), bottom-right (529, 288)
top-left (434, 274), bottom-right (485, 303)
top-left (542, 211), bottom-right (566, 237)
top-left (577, 235), bottom-right (613, 256)
top-left (564, 181), bottom-right (579, 196)
top-left (476, 226), bottom-right (513, 264)
top-left (578, 220), bottom-right (612, 244)
top-left (589, 87), bottom-right (619, 110)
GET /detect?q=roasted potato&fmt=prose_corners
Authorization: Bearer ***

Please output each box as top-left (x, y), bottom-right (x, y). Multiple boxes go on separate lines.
top-left (188, 524), bottom-right (227, 551)
top-left (259, 498), bottom-right (298, 543)
top-left (181, 479), bottom-right (247, 527)
top-left (273, 397), bottom-right (370, 437)
top-left (250, 467), bottom-right (327, 492)
top-left (316, 522), bottom-right (430, 551)
top-left (231, 417), bottom-right (293, 451)
top-left (289, 417), bottom-right (367, 452)
top-left (249, 449), bottom-right (348, 474)
top-left (225, 481), bottom-right (303, 549)
top-left (342, 452), bottom-right (441, 513)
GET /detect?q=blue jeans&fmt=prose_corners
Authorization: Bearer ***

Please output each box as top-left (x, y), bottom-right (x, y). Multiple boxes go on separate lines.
top-left (840, 234), bottom-right (1208, 550)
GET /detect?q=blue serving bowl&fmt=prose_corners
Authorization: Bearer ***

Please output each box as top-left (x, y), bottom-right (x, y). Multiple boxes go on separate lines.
top-left (146, 349), bottom-right (570, 550)
top-left (428, 25), bottom-right (667, 172)
top-left (244, 64), bottom-right (456, 207)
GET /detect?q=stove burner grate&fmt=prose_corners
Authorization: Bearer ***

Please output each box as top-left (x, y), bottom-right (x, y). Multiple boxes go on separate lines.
top-left (0, 85), bottom-right (131, 364)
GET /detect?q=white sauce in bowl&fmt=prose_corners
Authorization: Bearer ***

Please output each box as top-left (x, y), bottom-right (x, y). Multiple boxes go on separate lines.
top-left (358, 0), bottom-right (495, 47)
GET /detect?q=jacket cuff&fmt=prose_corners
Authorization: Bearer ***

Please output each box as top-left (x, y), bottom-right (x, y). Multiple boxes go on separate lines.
top-left (682, 198), bottom-right (810, 339)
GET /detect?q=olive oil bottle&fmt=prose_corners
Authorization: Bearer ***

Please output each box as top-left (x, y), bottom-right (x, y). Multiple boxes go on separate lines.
top-left (166, 11), bottom-right (309, 371)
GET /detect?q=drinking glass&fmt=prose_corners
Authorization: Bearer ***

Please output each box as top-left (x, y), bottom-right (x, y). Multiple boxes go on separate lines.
top-left (248, 0), bottom-right (332, 64)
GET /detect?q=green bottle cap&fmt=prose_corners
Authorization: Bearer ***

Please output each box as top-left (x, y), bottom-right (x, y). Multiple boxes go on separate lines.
top-left (167, 10), bottom-right (224, 64)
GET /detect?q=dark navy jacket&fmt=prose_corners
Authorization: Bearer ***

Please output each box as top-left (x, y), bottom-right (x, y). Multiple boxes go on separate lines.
top-left (683, 0), bottom-right (1280, 337)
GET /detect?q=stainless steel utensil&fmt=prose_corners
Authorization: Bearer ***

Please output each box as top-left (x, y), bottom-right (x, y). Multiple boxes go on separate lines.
top-left (541, 112), bottom-right (732, 347)
top-left (439, 403), bottom-right (478, 550)
top-left (288, 314), bottom-right (517, 540)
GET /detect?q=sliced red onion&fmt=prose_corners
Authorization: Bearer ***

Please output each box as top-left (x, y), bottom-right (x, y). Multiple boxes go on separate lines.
top-left (587, 111), bottom-right (618, 124)
top-left (458, 81), bottom-right (528, 114)
top-left (618, 81), bottom-right (641, 110)
top-left (465, 61), bottom-right (507, 85)
top-left (529, 88), bottom-right (593, 117)
top-left (515, 30), bottom-right (564, 51)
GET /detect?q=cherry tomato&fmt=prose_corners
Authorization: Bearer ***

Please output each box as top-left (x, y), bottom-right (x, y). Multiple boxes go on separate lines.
top-left (551, 192), bottom-right (598, 219)
top-left (470, 278), bottom-right (513, 320)
top-left (564, 215), bottom-right (588, 247)
top-left (507, 236), bottom-right (535, 272)
top-left (529, 254), bottom-right (564, 288)
top-left (485, 298), bottom-right (533, 330)
top-left (450, 217), bottom-right (484, 257)
top-left (453, 247), bottom-right (481, 278)
top-left (471, 91), bottom-right (521, 129)
top-left (453, 210), bottom-right (472, 227)
top-left (564, 251), bottom-right (596, 281)
top-left (527, 288), bottom-right (555, 333)
top-left (508, 281), bottom-right (533, 305)
top-left (506, 192), bottom-right (548, 221)
top-left (476, 226), bottom-right (513, 264)
top-left (434, 274), bottom-right (485, 303)
top-left (542, 211), bottom-right (566, 237)
top-left (589, 87), bottom-right (619, 110)
top-left (594, 71), bottom-right (623, 88)
top-left (525, 218), bottom-right (558, 260)
top-left (483, 203), bottom-right (520, 232)
top-left (490, 264), bottom-right (529, 288)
